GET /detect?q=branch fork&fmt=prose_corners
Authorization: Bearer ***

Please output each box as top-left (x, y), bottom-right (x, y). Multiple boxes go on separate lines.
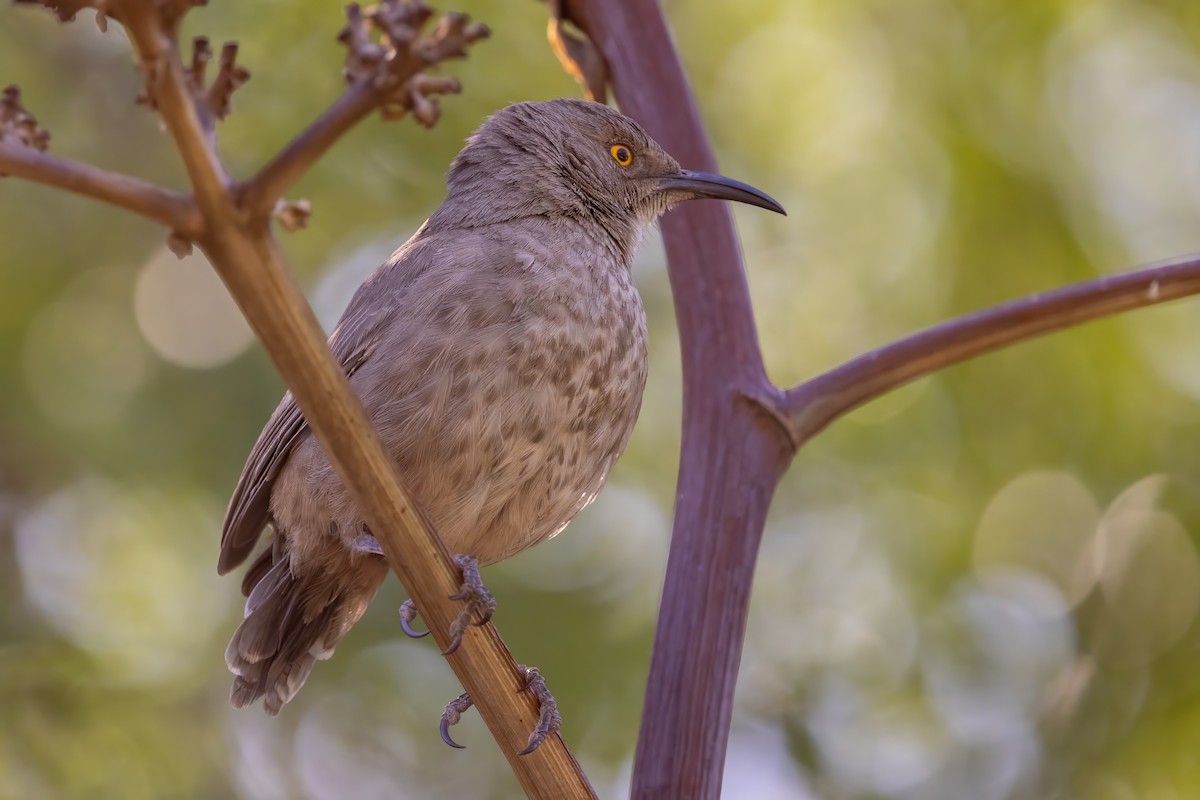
top-left (4, 0), bottom-right (490, 240)
top-left (272, 198), bottom-right (312, 232)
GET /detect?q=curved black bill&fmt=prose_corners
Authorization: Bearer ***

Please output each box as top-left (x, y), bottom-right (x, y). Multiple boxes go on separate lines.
top-left (658, 169), bottom-right (786, 215)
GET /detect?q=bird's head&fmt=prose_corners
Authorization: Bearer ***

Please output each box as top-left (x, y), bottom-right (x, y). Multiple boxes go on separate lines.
top-left (432, 98), bottom-right (784, 260)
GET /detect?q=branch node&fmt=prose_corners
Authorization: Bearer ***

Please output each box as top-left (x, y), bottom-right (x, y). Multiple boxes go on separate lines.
top-left (272, 198), bottom-right (312, 232)
top-left (0, 86), bottom-right (51, 166)
top-left (738, 388), bottom-right (801, 452)
top-left (166, 229), bottom-right (194, 258)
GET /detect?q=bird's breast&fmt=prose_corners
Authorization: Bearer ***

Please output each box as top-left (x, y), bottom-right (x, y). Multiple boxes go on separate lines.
top-left (444, 259), bottom-right (648, 562)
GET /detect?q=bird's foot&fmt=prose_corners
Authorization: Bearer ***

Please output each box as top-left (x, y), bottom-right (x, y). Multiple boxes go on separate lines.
top-left (439, 664), bottom-right (561, 755)
top-left (440, 691), bottom-right (473, 749)
top-left (515, 665), bottom-right (562, 755)
top-left (395, 555), bottom-right (493, 650)
top-left (442, 554), bottom-right (495, 655)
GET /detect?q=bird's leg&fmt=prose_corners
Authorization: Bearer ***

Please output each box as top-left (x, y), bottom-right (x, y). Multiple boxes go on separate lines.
top-left (438, 664), bottom-right (561, 755)
top-left (356, 531), bottom-right (430, 638)
top-left (442, 554), bottom-right (496, 655)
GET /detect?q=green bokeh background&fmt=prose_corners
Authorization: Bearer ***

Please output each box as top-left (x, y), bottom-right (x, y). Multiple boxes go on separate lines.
top-left (3, 1), bottom-right (1200, 798)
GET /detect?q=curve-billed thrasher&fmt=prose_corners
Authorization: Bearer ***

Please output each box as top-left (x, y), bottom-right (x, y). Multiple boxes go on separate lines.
top-left (219, 98), bottom-right (783, 720)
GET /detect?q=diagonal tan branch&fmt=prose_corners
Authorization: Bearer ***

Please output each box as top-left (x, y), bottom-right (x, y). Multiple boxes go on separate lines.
top-left (782, 254), bottom-right (1200, 445)
top-left (238, 81), bottom-right (381, 217)
top-left (113, 0), bottom-right (591, 796)
top-left (0, 142), bottom-right (202, 236)
top-left (11, 0), bottom-right (590, 795)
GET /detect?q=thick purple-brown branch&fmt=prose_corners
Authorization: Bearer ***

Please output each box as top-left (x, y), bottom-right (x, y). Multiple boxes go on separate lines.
top-left (560, 1), bottom-right (788, 797)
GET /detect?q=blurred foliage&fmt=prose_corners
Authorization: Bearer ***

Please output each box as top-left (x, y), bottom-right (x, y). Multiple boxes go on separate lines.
top-left (2, 0), bottom-right (1200, 798)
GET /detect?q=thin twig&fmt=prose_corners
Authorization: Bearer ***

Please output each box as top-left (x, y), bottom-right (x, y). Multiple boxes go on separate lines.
top-left (239, 2), bottom-right (487, 220)
top-left (0, 143), bottom-right (201, 236)
top-left (238, 81), bottom-right (378, 217)
top-left (121, 1), bottom-right (231, 204)
top-left (782, 254), bottom-right (1200, 444)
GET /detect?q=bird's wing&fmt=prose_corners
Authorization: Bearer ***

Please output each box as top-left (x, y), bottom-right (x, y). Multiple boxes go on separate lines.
top-left (218, 294), bottom-right (387, 576)
top-left (218, 227), bottom-right (501, 576)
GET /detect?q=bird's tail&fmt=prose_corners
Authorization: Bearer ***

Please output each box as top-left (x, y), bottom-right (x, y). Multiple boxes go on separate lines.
top-left (225, 542), bottom-right (388, 715)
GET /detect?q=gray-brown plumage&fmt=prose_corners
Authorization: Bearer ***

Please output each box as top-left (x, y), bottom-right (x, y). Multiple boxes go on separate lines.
top-left (218, 98), bottom-right (784, 715)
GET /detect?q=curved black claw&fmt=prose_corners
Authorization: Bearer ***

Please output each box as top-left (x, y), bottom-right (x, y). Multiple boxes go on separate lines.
top-left (399, 599), bottom-right (430, 639)
top-left (433, 668), bottom-right (558, 754)
top-left (440, 715), bottom-right (465, 749)
top-left (441, 554), bottom-right (496, 655)
top-left (516, 664), bottom-right (561, 756)
top-left (441, 630), bottom-right (462, 655)
top-left (440, 692), bottom-right (474, 750)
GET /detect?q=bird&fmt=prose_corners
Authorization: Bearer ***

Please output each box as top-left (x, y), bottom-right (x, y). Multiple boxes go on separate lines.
top-left (218, 98), bottom-right (784, 721)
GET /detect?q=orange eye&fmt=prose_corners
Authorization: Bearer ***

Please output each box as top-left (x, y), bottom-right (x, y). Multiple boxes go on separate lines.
top-left (610, 144), bottom-right (633, 166)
